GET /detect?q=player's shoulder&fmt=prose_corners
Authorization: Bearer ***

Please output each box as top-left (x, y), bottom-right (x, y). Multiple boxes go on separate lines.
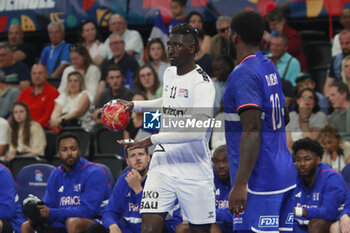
top-left (164, 66), bottom-right (176, 75)
top-left (318, 163), bottom-right (343, 180)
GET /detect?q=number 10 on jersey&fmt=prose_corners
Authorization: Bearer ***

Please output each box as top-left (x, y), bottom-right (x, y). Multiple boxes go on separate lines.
top-left (270, 93), bottom-right (282, 131)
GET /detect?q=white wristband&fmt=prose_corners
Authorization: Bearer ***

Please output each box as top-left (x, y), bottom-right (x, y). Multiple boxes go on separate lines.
top-left (295, 207), bottom-right (303, 217)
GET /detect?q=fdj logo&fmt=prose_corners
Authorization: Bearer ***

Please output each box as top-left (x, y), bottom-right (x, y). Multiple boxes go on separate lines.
top-left (258, 216), bottom-right (279, 227)
top-left (286, 213), bottom-right (294, 224)
top-left (143, 110), bottom-right (161, 129)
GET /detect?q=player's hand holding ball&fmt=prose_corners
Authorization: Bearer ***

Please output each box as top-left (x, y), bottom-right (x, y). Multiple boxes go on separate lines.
top-left (101, 99), bottom-right (133, 131)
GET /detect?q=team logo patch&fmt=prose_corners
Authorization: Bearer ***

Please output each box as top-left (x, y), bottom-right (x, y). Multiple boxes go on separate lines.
top-left (178, 88), bottom-right (188, 98)
top-left (143, 111), bottom-right (161, 129)
top-left (258, 216), bottom-right (279, 227)
top-left (35, 170), bottom-right (43, 182)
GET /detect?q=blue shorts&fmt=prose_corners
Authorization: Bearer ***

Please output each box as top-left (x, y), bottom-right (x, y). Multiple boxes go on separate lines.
top-left (233, 187), bottom-right (295, 232)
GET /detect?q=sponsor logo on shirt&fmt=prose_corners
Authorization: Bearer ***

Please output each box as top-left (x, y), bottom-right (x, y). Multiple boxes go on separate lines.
top-left (58, 185), bottom-right (64, 193)
top-left (208, 211), bottom-right (215, 218)
top-left (143, 111), bottom-right (161, 129)
top-left (295, 191), bottom-right (301, 198)
top-left (128, 202), bottom-right (140, 212)
top-left (216, 200), bottom-right (229, 209)
top-left (60, 196), bottom-right (80, 206)
top-left (258, 216), bottom-right (279, 227)
top-left (178, 88), bottom-right (188, 98)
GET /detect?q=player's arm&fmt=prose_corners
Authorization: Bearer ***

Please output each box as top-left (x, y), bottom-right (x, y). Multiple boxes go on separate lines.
top-left (228, 109), bottom-right (262, 215)
top-left (0, 168), bottom-right (17, 219)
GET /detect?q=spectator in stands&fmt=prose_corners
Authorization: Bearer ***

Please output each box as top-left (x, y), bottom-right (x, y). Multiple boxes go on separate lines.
top-left (5, 102), bottom-right (46, 161)
top-left (328, 82), bottom-right (350, 142)
top-left (267, 32), bottom-right (301, 86)
top-left (145, 38), bottom-right (170, 85)
top-left (58, 44), bottom-right (100, 101)
top-left (78, 20), bottom-right (104, 64)
top-left (324, 29), bottom-right (350, 96)
top-left (319, 125), bottom-right (350, 172)
top-left (21, 132), bottom-right (111, 233)
top-left (286, 88), bottom-right (327, 151)
top-left (40, 22), bottom-right (71, 78)
top-left (212, 145), bottom-right (233, 233)
top-left (97, 33), bottom-right (139, 102)
top-left (292, 138), bottom-right (347, 233)
top-left (49, 71), bottom-right (94, 132)
top-left (97, 14), bottom-right (144, 65)
top-left (186, 11), bottom-right (211, 53)
top-left (135, 65), bottom-right (162, 100)
top-left (341, 55), bottom-right (350, 90)
top-left (85, 146), bottom-right (181, 233)
top-left (18, 63), bottom-right (59, 132)
top-left (0, 117), bottom-right (9, 157)
top-left (93, 65), bottom-right (133, 128)
top-left (265, 8), bottom-right (307, 72)
top-left (210, 16), bottom-right (236, 60)
top-left (332, 8), bottom-right (350, 57)
top-left (0, 42), bottom-right (30, 90)
top-left (168, 0), bottom-right (187, 33)
top-left (0, 69), bottom-right (20, 118)
top-left (195, 30), bottom-right (214, 77)
top-left (0, 163), bottom-right (26, 233)
top-left (7, 24), bottom-right (35, 68)
top-left (211, 55), bottom-right (233, 116)
top-left (296, 73), bottom-right (330, 115)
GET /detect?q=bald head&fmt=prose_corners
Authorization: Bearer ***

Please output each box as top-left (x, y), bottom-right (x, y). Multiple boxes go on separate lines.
top-left (108, 14), bottom-right (127, 35)
top-left (8, 24), bottom-right (24, 47)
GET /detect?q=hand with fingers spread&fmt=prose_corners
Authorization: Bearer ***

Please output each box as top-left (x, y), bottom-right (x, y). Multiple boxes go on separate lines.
top-left (228, 183), bottom-right (247, 216)
top-left (117, 137), bottom-right (153, 150)
top-left (102, 99), bottom-right (134, 114)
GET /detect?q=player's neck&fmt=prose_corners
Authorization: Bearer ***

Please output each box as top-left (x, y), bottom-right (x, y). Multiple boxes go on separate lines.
top-left (176, 61), bottom-right (196, 76)
top-left (303, 171), bottom-right (317, 188)
top-left (236, 46), bottom-right (259, 64)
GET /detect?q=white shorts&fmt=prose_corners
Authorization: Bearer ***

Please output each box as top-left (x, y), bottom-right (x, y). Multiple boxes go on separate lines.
top-left (140, 170), bottom-right (216, 224)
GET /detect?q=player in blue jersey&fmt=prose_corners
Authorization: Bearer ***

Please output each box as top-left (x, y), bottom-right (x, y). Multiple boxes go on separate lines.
top-left (222, 10), bottom-right (297, 232)
top-left (21, 133), bottom-right (112, 233)
top-left (212, 145), bottom-right (234, 233)
top-left (85, 146), bottom-right (182, 233)
top-left (0, 164), bottom-right (25, 233)
top-left (332, 192), bottom-right (350, 233)
top-left (292, 138), bottom-right (347, 233)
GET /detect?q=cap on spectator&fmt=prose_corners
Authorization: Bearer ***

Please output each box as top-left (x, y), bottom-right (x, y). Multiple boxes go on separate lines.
top-left (295, 73), bottom-right (314, 83)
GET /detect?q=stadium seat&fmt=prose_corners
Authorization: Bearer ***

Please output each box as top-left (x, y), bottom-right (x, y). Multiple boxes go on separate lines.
top-left (44, 130), bottom-right (58, 162)
top-left (341, 163), bottom-right (350, 186)
top-left (60, 127), bottom-right (93, 159)
top-left (309, 66), bottom-right (329, 93)
top-left (95, 127), bottom-right (124, 155)
top-left (9, 157), bottom-right (49, 178)
top-left (92, 154), bottom-right (125, 181)
top-left (303, 41), bottom-right (332, 69)
top-left (16, 163), bottom-right (56, 205)
top-left (96, 163), bottom-right (115, 188)
top-left (47, 77), bottom-right (60, 88)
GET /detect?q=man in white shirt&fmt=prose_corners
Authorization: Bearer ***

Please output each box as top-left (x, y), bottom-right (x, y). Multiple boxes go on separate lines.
top-left (97, 14), bottom-right (144, 65)
top-left (107, 23), bottom-right (216, 233)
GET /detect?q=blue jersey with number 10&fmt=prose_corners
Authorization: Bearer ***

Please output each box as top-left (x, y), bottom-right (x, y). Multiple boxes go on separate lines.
top-left (223, 51), bottom-right (297, 194)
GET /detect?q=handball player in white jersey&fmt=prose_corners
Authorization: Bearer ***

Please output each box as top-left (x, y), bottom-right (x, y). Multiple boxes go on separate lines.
top-left (106, 23), bottom-right (216, 233)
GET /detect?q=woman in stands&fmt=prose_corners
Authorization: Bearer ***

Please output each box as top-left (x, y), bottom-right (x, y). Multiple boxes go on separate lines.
top-left (285, 88), bottom-right (327, 152)
top-left (145, 38), bottom-right (170, 85)
top-left (49, 71), bottom-right (94, 132)
top-left (186, 11), bottom-right (211, 53)
top-left (134, 65), bottom-right (162, 100)
top-left (341, 55), bottom-right (350, 90)
top-left (319, 124), bottom-right (350, 172)
top-left (78, 20), bottom-right (104, 64)
top-left (6, 102), bottom-right (46, 161)
top-left (58, 44), bottom-right (100, 101)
